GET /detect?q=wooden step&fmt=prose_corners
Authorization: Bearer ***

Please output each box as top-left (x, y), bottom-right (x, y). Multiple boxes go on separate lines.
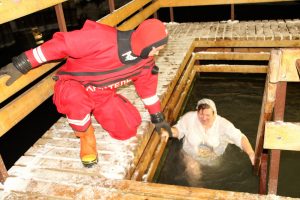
top-left (1, 177), bottom-right (294, 200)
top-left (264, 121), bottom-right (300, 151)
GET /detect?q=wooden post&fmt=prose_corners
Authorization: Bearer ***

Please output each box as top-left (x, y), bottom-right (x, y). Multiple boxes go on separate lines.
top-left (169, 7), bottom-right (174, 22)
top-left (259, 153), bottom-right (268, 194)
top-left (254, 50), bottom-right (281, 173)
top-left (54, 3), bottom-right (67, 32)
top-left (231, 4), bottom-right (235, 20)
top-left (153, 11), bottom-right (158, 19)
top-left (0, 154), bottom-right (8, 183)
top-left (108, 0), bottom-right (115, 13)
top-left (268, 82), bottom-right (287, 194)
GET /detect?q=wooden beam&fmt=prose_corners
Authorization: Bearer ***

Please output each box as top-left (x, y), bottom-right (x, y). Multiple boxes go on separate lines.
top-left (108, 0), bottom-right (115, 13)
top-left (264, 122), bottom-right (300, 151)
top-left (98, 0), bottom-right (152, 27)
top-left (194, 52), bottom-right (270, 61)
top-left (164, 54), bottom-right (196, 122)
top-left (267, 81), bottom-right (286, 195)
top-left (130, 128), bottom-right (160, 181)
top-left (254, 49), bottom-right (281, 173)
top-left (160, 45), bottom-right (195, 110)
top-left (117, 1), bottom-right (160, 31)
top-left (0, 62), bottom-right (60, 104)
top-left (195, 64), bottom-right (268, 73)
top-left (170, 67), bottom-right (196, 121)
top-left (0, 71), bottom-right (57, 137)
top-left (194, 40), bottom-right (300, 48)
top-left (172, 69), bottom-right (196, 120)
top-left (145, 138), bottom-right (168, 182)
top-left (0, 154), bottom-right (8, 183)
top-left (259, 153), bottom-right (268, 194)
top-left (54, 3), bottom-right (67, 32)
top-left (169, 7), bottom-right (174, 22)
top-left (231, 4), bottom-right (235, 20)
top-left (0, 0), bottom-right (67, 24)
top-left (2, 177), bottom-right (291, 199)
top-left (159, 0), bottom-right (295, 7)
top-left (277, 48), bottom-right (300, 82)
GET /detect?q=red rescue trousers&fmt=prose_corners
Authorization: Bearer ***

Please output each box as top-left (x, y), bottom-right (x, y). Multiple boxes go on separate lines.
top-left (53, 79), bottom-right (142, 140)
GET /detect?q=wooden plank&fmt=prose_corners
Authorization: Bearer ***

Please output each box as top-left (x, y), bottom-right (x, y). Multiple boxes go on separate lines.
top-left (0, 62), bottom-right (59, 103)
top-left (278, 48), bottom-right (300, 82)
top-left (54, 4), bottom-right (67, 32)
top-left (267, 81), bottom-right (286, 195)
top-left (164, 55), bottom-right (195, 121)
top-left (195, 64), bottom-right (268, 73)
top-left (0, 0), bottom-right (67, 24)
top-left (0, 70), bottom-right (58, 137)
top-left (268, 149), bottom-right (281, 194)
top-left (254, 49), bottom-right (280, 173)
top-left (98, 0), bottom-right (152, 27)
top-left (3, 176), bottom-right (290, 200)
top-left (193, 40), bottom-right (300, 47)
top-left (145, 138), bottom-right (168, 182)
top-left (159, 0), bottom-right (295, 7)
top-left (159, 43), bottom-right (195, 110)
top-left (108, 180), bottom-right (293, 200)
top-left (117, 1), bottom-right (160, 31)
top-left (264, 122), bottom-right (300, 151)
top-left (172, 70), bottom-right (196, 120)
top-left (194, 51), bottom-right (270, 61)
top-left (130, 130), bottom-right (160, 181)
top-left (0, 154), bottom-right (8, 183)
top-left (259, 153), bottom-right (268, 194)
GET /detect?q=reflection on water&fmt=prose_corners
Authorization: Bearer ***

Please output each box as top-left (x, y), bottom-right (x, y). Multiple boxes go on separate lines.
top-left (157, 73), bottom-right (300, 198)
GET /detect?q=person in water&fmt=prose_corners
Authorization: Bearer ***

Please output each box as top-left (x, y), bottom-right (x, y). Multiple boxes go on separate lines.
top-left (161, 98), bottom-right (254, 185)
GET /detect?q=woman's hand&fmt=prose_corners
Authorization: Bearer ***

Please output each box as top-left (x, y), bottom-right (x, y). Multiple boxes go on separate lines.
top-left (248, 151), bottom-right (255, 166)
top-left (160, 129), bottom-right (169, 142)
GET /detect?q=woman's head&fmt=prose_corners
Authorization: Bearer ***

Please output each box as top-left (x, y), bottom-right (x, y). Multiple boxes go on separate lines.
top-left (196, 98), bottom-right (217, 127)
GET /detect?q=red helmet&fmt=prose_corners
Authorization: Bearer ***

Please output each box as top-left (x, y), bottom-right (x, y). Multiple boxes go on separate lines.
top-left (131, 18), bottom-right (168, 58)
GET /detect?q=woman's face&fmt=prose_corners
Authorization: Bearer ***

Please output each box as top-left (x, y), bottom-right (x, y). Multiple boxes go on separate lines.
top-left (197, 108), bottom-right (215, 127)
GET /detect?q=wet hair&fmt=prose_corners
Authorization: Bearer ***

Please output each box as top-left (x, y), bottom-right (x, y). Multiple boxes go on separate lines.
top-left (197, 103), bottom-right (214, 114)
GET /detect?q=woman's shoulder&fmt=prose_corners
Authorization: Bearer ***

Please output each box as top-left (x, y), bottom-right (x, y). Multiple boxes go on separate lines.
top-left (215, 115), bottom-right (235, 127)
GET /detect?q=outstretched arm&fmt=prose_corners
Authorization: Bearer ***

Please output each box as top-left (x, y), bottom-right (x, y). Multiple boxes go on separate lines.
top-left (241, 135), bottom-right (255, 165)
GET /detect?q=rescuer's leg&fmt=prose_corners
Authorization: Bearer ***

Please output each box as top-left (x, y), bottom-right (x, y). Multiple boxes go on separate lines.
top-left (53, 80), bottom-right (97, 167)
top-left (93, 91), bottom-right (142, 140)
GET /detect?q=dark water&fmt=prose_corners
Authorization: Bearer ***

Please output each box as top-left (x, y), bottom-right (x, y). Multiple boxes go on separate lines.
top-left (157, 73), bottom-right (300, 198)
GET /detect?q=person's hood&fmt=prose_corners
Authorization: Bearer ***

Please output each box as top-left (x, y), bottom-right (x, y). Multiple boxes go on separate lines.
top-left (131, 19), bottom-right (168, 58)
top-left (196, 98), bottom-right (217, 116)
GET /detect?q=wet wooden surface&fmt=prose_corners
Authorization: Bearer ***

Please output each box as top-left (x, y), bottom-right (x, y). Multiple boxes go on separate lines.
top-left (1, 20), bottom-right (300, 199)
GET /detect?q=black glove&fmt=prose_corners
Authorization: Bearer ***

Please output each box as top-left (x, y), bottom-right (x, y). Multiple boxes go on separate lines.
top-left (150, 112), bottom-right (173, 137)
top-left (0, 63), bottom-right (23, 86)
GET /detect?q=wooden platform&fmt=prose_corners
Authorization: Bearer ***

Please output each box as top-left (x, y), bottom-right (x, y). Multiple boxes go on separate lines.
top-left (1, 19), bottom-right (300, 199)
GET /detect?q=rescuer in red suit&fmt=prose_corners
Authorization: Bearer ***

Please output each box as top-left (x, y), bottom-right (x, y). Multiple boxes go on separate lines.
top-left (0, 18), bottom-right (173, 167)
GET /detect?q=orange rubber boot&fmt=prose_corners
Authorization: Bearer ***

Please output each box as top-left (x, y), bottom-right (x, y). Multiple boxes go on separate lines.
top-left (75, 125), bottom-right (98, 167)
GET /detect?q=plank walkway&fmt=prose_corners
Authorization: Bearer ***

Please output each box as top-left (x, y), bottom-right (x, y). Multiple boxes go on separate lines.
top-left (1, 19), bottom-right (300, 199)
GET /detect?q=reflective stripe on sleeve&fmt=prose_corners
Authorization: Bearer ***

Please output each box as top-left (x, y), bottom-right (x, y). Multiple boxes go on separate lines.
top-left (142, 95), bottom-right (159, 105)
top-left (67, 114), bottom-right (90, 126)
top-left (33, 46), bottom-right (47, 63)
